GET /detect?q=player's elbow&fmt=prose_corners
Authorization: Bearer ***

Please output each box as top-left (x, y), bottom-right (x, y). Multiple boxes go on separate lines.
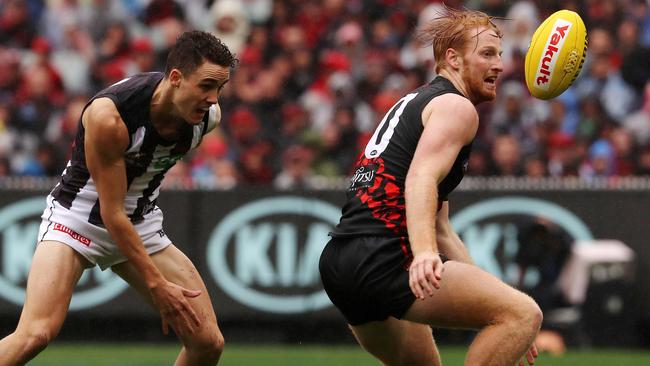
top-left (99, 207), bottom-right (127, 228)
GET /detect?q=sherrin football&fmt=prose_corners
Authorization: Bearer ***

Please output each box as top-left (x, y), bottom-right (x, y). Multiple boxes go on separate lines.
top-left (524, 10), bottom-right (588, 100)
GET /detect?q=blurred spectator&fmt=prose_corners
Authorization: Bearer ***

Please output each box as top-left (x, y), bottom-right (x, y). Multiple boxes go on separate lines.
top-left (622, 81), bottom-right (650, 147)
top-left (547, 132), bottom-right (579, 177)
top-left (238, 142), bottom-right (273, 186)
top-left (0, 0), bottom-right (649, 183)
top-left (0, 0), bottom-right (37, 48)
top-left (499, 1), bottom-right (539, 78)
top-left (12, 63), bottom-right (65, 134)
top-left (516, 217), bottom-right (572, 313)
top-left (609, 127), bottom-right (636, 176)
top-left (206, 0), bottom-right (251, 55)
top-left (636, 146), bottom-right (650, 175)
top-left (190, 132), bottom-right (239, 190)
top-left (0, 48), bottom-right (21, 103)
top-left (575, 97), bottom-right (606, 143)
top-left (574, 51), bottom-right (638, 123)
top-left (0, 157), bottom-right (10, 177)
top-left (523, 154), bottom-right (549, 178)
top-left (489, 80), bottom-right (542, 155)
top-left (44, 93), bottom-right (87, 158)
top-left (488, 134), bottom-right (523, 176)
top-left (580, 138), bottom-right (616, 178)
top-left (274, 144), bottom-right (316, 190)
top-left (466, 145), bottom-right (490, 177)
top-left (126, 37), bottom-right (157, 74)
top-left (620, 21), bottom-right (650, 94)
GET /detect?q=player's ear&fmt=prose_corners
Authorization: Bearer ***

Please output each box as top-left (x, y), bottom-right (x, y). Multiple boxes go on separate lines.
top-left (169, 69), bottom-right (182, 88)
top-left (445, 48), bottom-right (462, 69)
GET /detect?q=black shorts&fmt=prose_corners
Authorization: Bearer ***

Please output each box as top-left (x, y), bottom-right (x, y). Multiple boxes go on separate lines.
top-left (319, 236), bottom-right (416, 326)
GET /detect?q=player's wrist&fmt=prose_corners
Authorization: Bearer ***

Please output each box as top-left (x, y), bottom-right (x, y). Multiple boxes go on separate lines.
top-left (411, 247), bottom-right (439, 257)
top-left (145, 273), bottom-right (167, 290)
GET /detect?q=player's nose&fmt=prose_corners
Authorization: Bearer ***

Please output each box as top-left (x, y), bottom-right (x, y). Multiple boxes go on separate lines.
top-left (206, 89), bottom-right (219, 105)
top-left (493, 55), bottom-right (504, 73)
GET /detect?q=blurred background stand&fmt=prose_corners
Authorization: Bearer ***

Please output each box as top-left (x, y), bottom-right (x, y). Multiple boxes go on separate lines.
top-left (550, 240), bottom-right (636, 347)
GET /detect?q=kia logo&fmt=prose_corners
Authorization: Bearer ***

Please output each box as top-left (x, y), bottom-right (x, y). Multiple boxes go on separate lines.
top-left (451, 196), bottom-right (593, 285)
top-left (206, 196), bottom-right (339, 313)
top-left (0, 197), bottom-right (128, 310)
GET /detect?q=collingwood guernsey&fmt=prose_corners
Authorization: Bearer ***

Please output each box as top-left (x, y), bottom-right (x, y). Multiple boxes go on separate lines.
top-left (50, 72), bottom-right (220, 226)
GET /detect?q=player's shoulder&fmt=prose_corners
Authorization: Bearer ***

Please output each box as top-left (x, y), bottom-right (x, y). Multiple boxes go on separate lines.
top-left (425, 92), bottom-right (478, 125)
top-left (105, 72), bottom-right (164, 91)
top-left (83, 98), bottom-right (124, 133)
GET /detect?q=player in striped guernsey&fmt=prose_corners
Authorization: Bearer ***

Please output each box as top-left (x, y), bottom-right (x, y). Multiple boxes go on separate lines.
top-left (0, 31), bottom-right (236, 365)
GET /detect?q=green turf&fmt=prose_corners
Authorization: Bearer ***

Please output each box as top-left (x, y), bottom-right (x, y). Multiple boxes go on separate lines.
top-left (29, 344), bottom-right (650, 366)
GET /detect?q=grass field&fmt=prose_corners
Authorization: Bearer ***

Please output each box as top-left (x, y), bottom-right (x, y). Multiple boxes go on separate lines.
top-left (29, 343), bottom-right (650, 366)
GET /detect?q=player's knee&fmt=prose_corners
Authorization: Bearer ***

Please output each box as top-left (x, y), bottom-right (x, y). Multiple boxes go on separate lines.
top-left (510, 295), bottom-right (543, 333)
top-left (189, 330), bottom-right (225, 360)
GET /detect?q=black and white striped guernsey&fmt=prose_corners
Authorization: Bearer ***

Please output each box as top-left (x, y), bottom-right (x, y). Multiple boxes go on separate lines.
top-left (50, 72), bottom-right (220, 226)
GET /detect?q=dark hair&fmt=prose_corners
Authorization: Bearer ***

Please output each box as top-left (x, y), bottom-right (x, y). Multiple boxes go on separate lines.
top-left (165, 30), bottom-right (238, 76)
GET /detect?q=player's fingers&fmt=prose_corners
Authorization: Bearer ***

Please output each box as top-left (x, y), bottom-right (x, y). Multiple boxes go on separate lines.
top-left (409, 269), bottom-right (424, 299)
top-left (423, 269), bottom-right (438, 294)
top-left (416, 263), bottom-right (433, 298)
top-left (519, 358), bottom-right (525, 366)
top-left (162, 318), bottom-right (169, 335)
top-left (184, 300), bottom-right (201, 328)
top-left (530, 344), bottom-right (539, 358)
top-left (433, 259), bottom-right (443, 280)
top-left (179, 309), bottom-right (197, 335)
top-left (409, 274), bottom-right (420, 299)
top-left (427, 262), bottom-right (441, 290)
top-left (527, 350), bottom-right (536, 365)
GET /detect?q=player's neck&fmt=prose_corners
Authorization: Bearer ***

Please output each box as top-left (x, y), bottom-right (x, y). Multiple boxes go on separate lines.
top-left (150, 79), bottom-right (185, 138)
top-left (438, 69), bottom-right (472, 104)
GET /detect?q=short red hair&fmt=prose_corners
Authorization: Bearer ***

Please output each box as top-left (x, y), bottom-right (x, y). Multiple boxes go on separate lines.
top-left (416, 6), bottom-right (502, 73)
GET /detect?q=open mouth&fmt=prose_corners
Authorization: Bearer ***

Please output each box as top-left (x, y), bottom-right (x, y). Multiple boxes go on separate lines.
top-left (195, 106), bottom-right (211, 116)
top-left (484, 76), bottom-right (497, 86)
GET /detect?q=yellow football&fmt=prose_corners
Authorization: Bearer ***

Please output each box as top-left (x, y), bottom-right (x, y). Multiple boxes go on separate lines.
top-left (524, 10), bottom-right (588, 100)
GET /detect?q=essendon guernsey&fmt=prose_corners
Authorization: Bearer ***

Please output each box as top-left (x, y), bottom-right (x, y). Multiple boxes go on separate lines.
top-left (331, 76), bottom-right (472, 238)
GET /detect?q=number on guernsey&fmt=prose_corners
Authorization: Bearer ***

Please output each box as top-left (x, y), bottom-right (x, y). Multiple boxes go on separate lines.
top-left (364, 92), bottom-right (418, 158)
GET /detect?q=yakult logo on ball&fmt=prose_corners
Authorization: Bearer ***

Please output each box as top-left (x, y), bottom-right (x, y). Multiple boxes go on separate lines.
top-left (207, 196), bottom-right (339, 314)
top-left (0, 197), bottom-right (128, 310)
top-left (535, 19), bottom-right (572, 90)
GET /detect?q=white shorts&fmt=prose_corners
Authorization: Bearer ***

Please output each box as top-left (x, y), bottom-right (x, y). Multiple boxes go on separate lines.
top-left (37, 195), bottom-right (172, 270)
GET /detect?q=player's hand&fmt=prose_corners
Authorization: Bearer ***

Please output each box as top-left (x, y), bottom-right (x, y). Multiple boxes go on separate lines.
top-left (518, 343), bottom-right (538, 366)
top-left (150, 280), bottom-right (202, 337)
top-left (408, 250), bottom-right (444, 300)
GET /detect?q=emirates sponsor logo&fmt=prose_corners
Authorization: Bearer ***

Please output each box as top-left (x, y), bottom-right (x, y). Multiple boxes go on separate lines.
top-left (53, 223), bottom-right (91, 246)
top-left (535, 20), bottom-right (572, 90)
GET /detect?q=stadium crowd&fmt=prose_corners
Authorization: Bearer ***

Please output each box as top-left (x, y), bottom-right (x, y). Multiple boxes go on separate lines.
top-left (1, 0), bottom-right (650, 189)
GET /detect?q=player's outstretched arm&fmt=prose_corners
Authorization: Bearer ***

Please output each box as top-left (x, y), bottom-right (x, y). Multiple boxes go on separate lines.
top-left (83, 98), bottom-right (202, 337)
top-left (405, 93), bottom-right (478, 300)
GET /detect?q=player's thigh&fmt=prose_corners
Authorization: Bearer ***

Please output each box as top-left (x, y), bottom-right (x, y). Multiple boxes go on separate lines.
top-left (17, 241), bottom-right (88, 334)
top-left (111, 245), bottom-right (220, 341)
top-left (351, 318), bottom-right (440, 366)
top-left (403, 260), bottom-right (537, 329)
